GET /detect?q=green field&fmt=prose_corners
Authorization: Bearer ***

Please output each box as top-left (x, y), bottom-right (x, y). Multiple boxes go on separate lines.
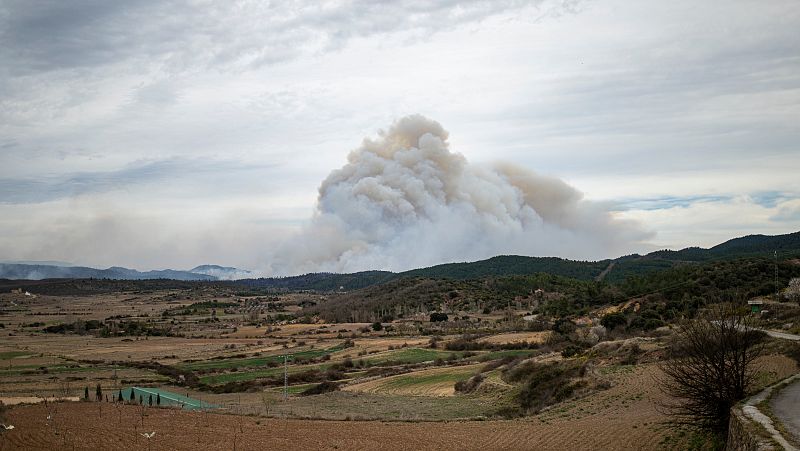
top-left (473, 349), bottom-right (538, 360)
top-left (362, 348), bottom-right (457, 365)
top-left (0, 351), bottom-right (34, 359)
top-left (363, 347), bottom-right (538, 367)
top-left (198, 362), bottom-right (334, 385)
top-left (380, 367), bottom-right (476, 391)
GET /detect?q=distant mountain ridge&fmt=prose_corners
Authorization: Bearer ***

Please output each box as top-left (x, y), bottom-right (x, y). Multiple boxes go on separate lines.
top-left (237, 230), bottom-right (800, 289)
top-left (0, 263), bottom-right (232, 281)
top-left (190, 265), bottom-right (252, 280)
top-left (1, 231), bottom-right (797, 284)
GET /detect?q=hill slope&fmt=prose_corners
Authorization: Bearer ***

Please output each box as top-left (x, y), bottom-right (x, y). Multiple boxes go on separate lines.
top-left (2, 231), bottom-right (797, 287)
top-left (239, 230), bottom-right (800, 290)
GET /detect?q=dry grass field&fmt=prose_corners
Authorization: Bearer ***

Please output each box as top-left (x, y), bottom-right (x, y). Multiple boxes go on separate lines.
top-left (476, 331), bottom-right (551, 345)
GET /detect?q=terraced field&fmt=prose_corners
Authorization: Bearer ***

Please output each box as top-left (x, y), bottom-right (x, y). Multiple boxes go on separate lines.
top-left (344, 364), bottom-right (484, 396)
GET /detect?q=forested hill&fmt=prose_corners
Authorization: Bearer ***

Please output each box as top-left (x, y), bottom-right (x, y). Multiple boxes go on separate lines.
top-left (232, 271), bottom-right (396, 292)
top-left (3, 231), bottom-right (798, 291)
top-left (605, 231), bottom-right (800, 282)
top-left (399, 256), bottom-right (610, 281)
top-left (237, 231), bottom-right (800, 290)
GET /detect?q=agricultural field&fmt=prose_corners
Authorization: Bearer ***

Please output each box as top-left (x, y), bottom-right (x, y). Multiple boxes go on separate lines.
top-left (1, 364), bottom-right (681, 450)
top-left (1, 275), bottom-right (800, 450)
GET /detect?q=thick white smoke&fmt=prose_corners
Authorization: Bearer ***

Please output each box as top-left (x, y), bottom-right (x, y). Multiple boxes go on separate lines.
top-left (272, 115), bottom-right (650, 274)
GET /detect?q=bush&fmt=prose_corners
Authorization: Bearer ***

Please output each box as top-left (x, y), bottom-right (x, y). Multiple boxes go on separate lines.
top-left (552, 318), bottom-right (576, 335)
top-left (659, 304), bottom-right (765, 437)
top-left (511, 361), bottom-right (585, 412)
top-left (430, 312), bottom-right (449, 322)
top-left (600, 312), bottom-right (627, 330)
top-left (445, 337), bottom-right (485, 351)
top-left (371, 322), bottom-right (383, 331)
top-left (300, 381), bottom-right (341, 396)
top-left (454, 374), bottom-right (484, 393)
top-left (561, 344), bottom-right (584, 358)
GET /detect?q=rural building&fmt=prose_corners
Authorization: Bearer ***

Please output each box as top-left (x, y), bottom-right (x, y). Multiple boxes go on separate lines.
top-left (747, 299), bottom-right (764, 313)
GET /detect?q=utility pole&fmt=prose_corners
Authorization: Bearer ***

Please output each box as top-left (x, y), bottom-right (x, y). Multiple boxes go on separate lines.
top-left (283, 354), bottom-right (288, 400)
top-left (775, 250), bottom-right (779, 300)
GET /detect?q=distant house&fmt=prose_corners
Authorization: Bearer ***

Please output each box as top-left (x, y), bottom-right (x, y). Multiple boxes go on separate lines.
top-left (747, 299), bottom-right (764, 313)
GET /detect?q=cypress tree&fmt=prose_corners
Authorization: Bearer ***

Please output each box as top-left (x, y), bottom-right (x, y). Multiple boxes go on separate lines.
top-left (148, 394), bottom-right (153, 406)
top-left (156, 393), bottom-right (161, 406)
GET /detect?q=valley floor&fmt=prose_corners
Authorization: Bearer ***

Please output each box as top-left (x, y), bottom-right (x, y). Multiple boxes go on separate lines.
top-left (2, 363), bottom-right (693, 450)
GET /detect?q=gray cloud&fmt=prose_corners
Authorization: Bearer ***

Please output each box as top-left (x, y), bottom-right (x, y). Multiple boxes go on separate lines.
top-left (0, 0), bottom-right (568, 75)
top-left (0, 0), bottom-right (798, 271)
top-left (0, 158), bottom-right (279, 204)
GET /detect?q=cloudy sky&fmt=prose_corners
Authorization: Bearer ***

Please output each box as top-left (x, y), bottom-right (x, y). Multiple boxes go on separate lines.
top-left (1, 0), bottom-right (798, 273)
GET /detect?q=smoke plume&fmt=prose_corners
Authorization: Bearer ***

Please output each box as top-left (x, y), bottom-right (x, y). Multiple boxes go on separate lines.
top-left (272, 115), bottom-right (650, 274)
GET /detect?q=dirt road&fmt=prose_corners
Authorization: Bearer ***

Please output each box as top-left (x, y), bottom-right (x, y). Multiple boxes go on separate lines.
top-left (771, 377), bottom-right (800, 446)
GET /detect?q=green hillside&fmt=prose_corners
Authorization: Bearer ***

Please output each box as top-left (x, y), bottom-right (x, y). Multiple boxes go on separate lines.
top-left (189, 230), bottom-right (800, 292)
top-left (399, 255), bottom-right (610, 281)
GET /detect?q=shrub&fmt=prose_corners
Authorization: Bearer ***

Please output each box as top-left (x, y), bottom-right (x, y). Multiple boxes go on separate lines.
top-left (659, 304), bottom-right (765, 437)
top-left (454, 374), bottom-right (485, 393)
top-left (514, 361), bottom-right (585, 412)
top-left (300, 381), bottom-right (341, 396)
top-left (445, 337), bottom-right (484, 351)
top-left (600, 312), bottom-right (627, 330)
top-left (552, 318), bottom-right (576, 335)
top-left (430, 312), bottom-right (449, 322)
top-left (561, 344), bottom-right (584, 358)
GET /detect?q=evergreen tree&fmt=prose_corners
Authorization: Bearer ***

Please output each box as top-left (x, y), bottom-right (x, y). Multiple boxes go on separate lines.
top-left (84, 386), bottom-right (89, 400)
top-left (96, 383), bottom-right (102, 401)
top-left (118, 389), bottom-right (123, 403)
top-left (148, 394), bottom-right (153, 406)
top-left (156, 393), bottom-right (161, 406)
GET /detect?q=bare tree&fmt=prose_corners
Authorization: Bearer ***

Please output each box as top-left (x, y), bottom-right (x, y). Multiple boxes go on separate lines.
top-left (658, 304), bottom-right (765, 436)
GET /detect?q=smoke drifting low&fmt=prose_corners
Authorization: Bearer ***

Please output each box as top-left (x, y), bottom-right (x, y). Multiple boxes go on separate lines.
top-left (272, 115), bottom-right (650, 274)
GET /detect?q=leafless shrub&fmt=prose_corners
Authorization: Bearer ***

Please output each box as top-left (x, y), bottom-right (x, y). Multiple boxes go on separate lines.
top-left (658, 304), bottom-right (765, 436)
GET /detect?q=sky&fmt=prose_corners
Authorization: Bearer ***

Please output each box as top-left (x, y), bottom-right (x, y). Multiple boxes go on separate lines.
top-left (0, 0), bottom-right (798, 273)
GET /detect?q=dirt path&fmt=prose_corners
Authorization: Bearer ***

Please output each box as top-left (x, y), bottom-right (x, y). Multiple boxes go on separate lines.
top-left (595, 261), bottom-right (615, 282)
top-left (761, 329), bottom-right (800, 341)
top-left (771, 377), bottom-right (800, 446)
